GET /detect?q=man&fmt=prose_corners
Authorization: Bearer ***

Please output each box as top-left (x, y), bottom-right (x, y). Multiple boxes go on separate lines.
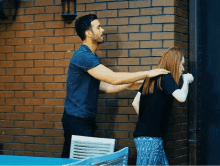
top-left (61, 14), bottom-right (169, 158)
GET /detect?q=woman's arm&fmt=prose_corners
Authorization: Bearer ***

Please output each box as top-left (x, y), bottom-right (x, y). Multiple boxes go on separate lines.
top-left (172, 73), bottom-right (194, 102)
top-left (132, 92), bottom-right (141, 114)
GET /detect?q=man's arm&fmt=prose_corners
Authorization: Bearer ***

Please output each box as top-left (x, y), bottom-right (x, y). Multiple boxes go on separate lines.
top-left (88, 64), bottom-right (169, 85)
top-left (99, 80), bottom-right (143, 93)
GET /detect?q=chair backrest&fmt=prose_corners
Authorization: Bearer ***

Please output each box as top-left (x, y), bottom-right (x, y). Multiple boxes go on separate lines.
top-left (91, 147), bottom-right (129, 166)
top-left (69, 135), bottom-right (115, 160)
top-left (70, 157), bottom-right (93, 165)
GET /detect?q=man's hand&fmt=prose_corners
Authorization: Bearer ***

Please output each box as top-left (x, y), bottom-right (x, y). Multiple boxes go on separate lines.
top-left (147, 69), bottom-right (170, 78)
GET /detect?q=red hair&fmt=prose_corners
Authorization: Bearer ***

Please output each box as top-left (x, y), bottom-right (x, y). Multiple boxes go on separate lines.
top-left (142, 47), bottom-right (184, 95)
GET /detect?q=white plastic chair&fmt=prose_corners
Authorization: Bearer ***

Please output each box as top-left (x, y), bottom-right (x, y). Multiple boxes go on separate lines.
top-left (91, 147), bottom-right (129, 165)
top-left (69, 135), bottom-right (115, 160)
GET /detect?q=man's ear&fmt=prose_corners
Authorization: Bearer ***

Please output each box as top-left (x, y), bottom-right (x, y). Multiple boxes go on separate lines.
top-left (85, 30), bottom-right (92, 38)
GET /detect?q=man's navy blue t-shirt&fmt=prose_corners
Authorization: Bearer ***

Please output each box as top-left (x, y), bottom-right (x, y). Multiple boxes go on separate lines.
top-left (64, 45), bottom-right (101, 120)
top-left (133, 73), bottom-right (180, 138)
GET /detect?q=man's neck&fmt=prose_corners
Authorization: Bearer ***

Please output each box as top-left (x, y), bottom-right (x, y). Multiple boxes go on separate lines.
top-left (82, 39), bottom-right (98, 54)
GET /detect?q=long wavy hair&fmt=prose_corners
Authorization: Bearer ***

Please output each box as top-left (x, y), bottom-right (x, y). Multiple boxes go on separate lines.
top-left (142, 47), bottom-right (184, 95)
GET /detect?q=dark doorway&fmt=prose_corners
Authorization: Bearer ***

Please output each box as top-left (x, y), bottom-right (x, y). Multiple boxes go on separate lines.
top-left (197, 0), bottom-right (220, 164)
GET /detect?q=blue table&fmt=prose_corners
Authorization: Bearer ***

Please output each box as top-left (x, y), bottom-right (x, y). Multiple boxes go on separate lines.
top-left (0, 155), bottom-right (80, 165)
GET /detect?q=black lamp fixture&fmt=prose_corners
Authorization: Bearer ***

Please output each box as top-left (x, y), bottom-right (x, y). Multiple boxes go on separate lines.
top-left (61, 0), bottom-right (77, 24)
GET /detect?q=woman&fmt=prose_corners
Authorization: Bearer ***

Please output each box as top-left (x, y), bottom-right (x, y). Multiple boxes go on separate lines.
top-left (132, 47), bottom-right (194, 165)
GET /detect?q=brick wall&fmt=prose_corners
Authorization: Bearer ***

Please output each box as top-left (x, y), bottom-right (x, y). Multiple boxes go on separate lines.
top-left (0, 0), bottom-right (188, 165)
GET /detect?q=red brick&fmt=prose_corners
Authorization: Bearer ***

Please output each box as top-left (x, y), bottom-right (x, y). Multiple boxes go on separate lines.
top-left (107, 34), bottom-right (128, 42)
top-left (129, 0), bottom-right (151, 8)
top-left (152, 49), bottom-right (167, 56)
top-left (6, 38), bottom-right (24, 45)
top-left (118, 139), bottom-right (135, 147)
top-left (45, 22), bottom-right (64, 29)
top-left (6, 113), bottom-right (24, 120)
top-left (141, 8), bottom-right (162, 15)
top-left (35, 45), bottom-right (53, 52)
top-left (99, 42), bottom-right (117, 50)
top-left (44, 129), bottom-right (63, 136)
top-left (15, 61), bottom-right (33, 68)
top-left (45, 52), bottom-right (65, 59)
top-left (16, 31), bottom-right (34, 38)
top-left (55, 29), bottom-right (74, 36)
top-left (53, 75), bottom-right (66, 83)
top-left (7, 143), bottom-right (24, 150)
top-left (34, 106), bottom-right (53, 113)
top-left (7, 23), bottom-right (24, 31)
top-left (16, 16), bottom-right (33, 23)
top-left (5, 83), bottom-right (24, 90)
top-left (15, 45), bottom-right (34, 53)
top-left (54, 44), bottom-right (74, 51)
top-left (97, 10), bottom-right (117, 18)
top-left (35, 0), bottom-right (53, 6)
top-left (25, 83), bottom-right (43, 90)
top-left (35, 137), bottom-right (53, 144)
top-left (118, 25), bottom-right (139, 33)
top-left (0, 61), bottom-right (14, 67)
top-left (46, 6), bottom-right (62, 13)
top-left (118, 42), bottom-right (139, 49)
top-left (25, 38), bottom-right (44, 45)
top-left (119, 9), bottom-right (139, 17)
top-left (54, 91), bottom-right (66, 98)
top-left (25, 22), bottom-right (44, 30)
top-left (54, 106), bottom-right (64, 113)
top-left (26, 7), bottom-right (44, 14)
top-left (153, 15), bottom-right (175, 23)
top-left (25, 99), bottom-right (43, 105)
top-left (25, 68), bottom-right (44, 75)
top-left (0, 31), bottom-right (15, 38)
top-left (45, 145), bottom-right (62, 152)
top-left (35, 76), bottom-right (53, 82)
top-left (15, 136), bottom-right (34, 143)
top-left (152, 32), bottom-right (175, 39)
top-left (0, 54), bottom-right (5, 60)
top-left (108, 2), bottom-right (128, 9)
top-left (35, 14), bottom-right (54, 22)
top-left (0, 135), bottom-right (14, 142)
top-left (35, 60), bottom-right (53, 67)
top-left (0, 120), bottom-right (14, 128)
top-left (152, 0), bottom-right (178, 6)
top-left (86, 3), bottom-right (106, 11)
top-left (25, 144), bottom-right (45, 151)
top-left (0, 91), bottom-right (14, 98)
top-left (26, 53), bottom-right (44, 59)
top-left (130, 33), bottom-right (150, 41)
top-left (0, 69), bottom-right (5, 75)
top-left (45, 37), bottom-right (63, 44)
top-left (44, 114), bottom-right (62, 121)
top-left (164, 40), bottom-right (188, 50)
top-left (35, 91), bottom-right (53, 98)
top-left (44, 99), bottom-right (64, 106)
top-left (15, 106), bottom-right (33, 112)
top-left (15, 91), bottom-right (33, 98)
top-left (6, 99), bottom-right (23, 105)
top-left (45, 68), bottom-right (64, 75)
top-left (15, 121), bottom-right (33, 128)
top-left (141, 24), bottom-right (163, 32)
top-left (130, 49), bottom-right (151, 57)
top-left (140, 41), bottom-right (162, 48)
top-left (15, 76), bottom-right (33, 83)
top-left (141, 57), bottom-right (160, 65)
top-left (108, 18), bottom-right (128, 26)
top-left (25, 114), bottom-right (43, 120)
top-left (0, 76), bottom-right (14, 83)
top-left (54, 60), bottom-right (69, 67)
top-left (65, 36), bottom-right (81, 43)
top-left (44, 83), bottom-right (64, 90)
top-left (7, 69), bottom-right (24, 76)
top-left (0, 46), bottom-right (14, 53)
top-left (35, 30), bottom-right (54, 37)
top-left (0, 39), bottom-right (5, 46)
top-left (0, 98), bottom-right (4, 105)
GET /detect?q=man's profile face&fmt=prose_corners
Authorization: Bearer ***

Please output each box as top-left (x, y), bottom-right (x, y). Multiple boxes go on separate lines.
top-left (90, 19), bottom-right (104, 43)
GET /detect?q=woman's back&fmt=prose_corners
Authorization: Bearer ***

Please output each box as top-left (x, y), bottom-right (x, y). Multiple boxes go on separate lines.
top-left (133, 73), bottom-right (180, 138)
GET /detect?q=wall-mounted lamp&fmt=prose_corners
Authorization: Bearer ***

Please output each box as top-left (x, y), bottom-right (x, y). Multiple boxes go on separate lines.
top-left (61, 0), bottom-right (77, 24)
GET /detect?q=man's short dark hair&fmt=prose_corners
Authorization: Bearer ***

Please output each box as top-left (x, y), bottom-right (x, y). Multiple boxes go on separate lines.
top-left (75, 14), bottom-right (98, 41)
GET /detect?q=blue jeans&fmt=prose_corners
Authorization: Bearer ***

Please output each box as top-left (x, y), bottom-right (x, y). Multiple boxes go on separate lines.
top-left (134, 137), bottom-right (169, 165)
